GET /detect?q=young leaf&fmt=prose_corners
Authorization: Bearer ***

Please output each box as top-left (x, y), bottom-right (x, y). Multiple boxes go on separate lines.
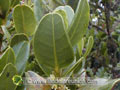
top-left (68, 0), bottom-right (90, 46)
top-left (10, 33), bottom-right (29, 47)
top-left (83, 36), bottom-right (94, 58)
top-left (77, 38), bottom-right (84, 56)
top-left (12, 41), bottom-right (30, 75)
top-left (0, 63), bottom-right (17, 90)
top-left (0, 47), bottom-right (15, 73)
top-left (62, 59), bottom-right (76, 77)
top-left (54, 9), bottom-right (68, 29)
top-left (13, 5), bottom-right (37, 36)
top-left (34, 13), bottom-right (74, 76)
top-left (63, 57), bottom-right (84, 76)
top-left (55, 5), bottom-right (74, 25)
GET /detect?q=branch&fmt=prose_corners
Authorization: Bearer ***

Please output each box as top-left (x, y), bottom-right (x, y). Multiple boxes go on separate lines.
top-left (104, 1), bottom-right (111, 36)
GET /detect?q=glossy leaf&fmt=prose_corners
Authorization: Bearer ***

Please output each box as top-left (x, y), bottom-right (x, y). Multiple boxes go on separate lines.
top-left (34, 13), bottom-right (74, 76)
top-left (68, 0), bottom-right (90, 46)
top-left (55, 5), bottom-right (74, 25)
top-left (0, 63), bottom-right (17, 90)
top-left (83, 36), bottom-right (94, 58)
top-left (10, 33), bottom-right (29, 47)
top-left (25, 71), bottom-right (50, 90)
top-left (13, 5), bottom-right (37, 36)
top-left (0, 47), bottom-right (15, 73)
top-left (12, 41), bottom-right (30, 74)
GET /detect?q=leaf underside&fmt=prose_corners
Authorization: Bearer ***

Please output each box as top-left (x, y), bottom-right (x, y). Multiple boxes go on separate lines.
top-left (34, 13), bottom-right (74, 76)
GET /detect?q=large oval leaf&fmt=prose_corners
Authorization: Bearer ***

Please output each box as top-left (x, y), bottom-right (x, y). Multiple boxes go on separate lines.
top-left (68, 0), bottom-right (90, 46)
top-left (13, 5), bottom-right (37, 36)
top-left (12, 41), bottom-right (30, 74)
top-left (0, 63), bottom-right (17, 90)
top-left (34, 13), bottom-right (74, 76)
top-left (0, 47), bottom-right (15, 73)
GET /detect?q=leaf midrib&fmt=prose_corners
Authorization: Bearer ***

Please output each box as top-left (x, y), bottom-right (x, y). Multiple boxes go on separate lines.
top-left (52, 14), bottom-right (59, 72)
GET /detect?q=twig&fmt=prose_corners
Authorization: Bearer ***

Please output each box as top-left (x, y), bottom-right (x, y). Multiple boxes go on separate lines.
top-left (90, 22), bottom-right (105, 33)
top-left (104, 1), bottom-right (111, 36)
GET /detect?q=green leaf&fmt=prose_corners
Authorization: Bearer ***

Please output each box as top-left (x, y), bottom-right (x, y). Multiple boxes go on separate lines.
top-left (13, 5), bottom-right (37, 36)
top-left (34, 13), bottom-right (74, 76)
top-left (0, 63), bottom-right (17, 90)
top-left (77, 38), bottom-right (84, 56)
top-left (34, 0), bottom-right (47, 22)
top-left (63, 57), bottom-right (84, 76)
top-left (62, 59), bottom-right (76, 77)
top-left (0, 0), bottom-right (10, 19)
top-left (55, 5), bottom-right (74, 25)
top-left (25, 71), bottom-right (50, 90)
top-left (0, 47), bottom-right (15, 73)
top-left (54, 9), bottom-right (68, 29)
top-left (74, 58), bottom-right (85, 74)
top-left (12, 41), bottom-right (30, 74)
top-left (83, 36), bottom-right (94, 58)
top-left (68, 0), bottom-right (90, 46)
top-left (10, 33), bottom-right (29, 47)
top-left (1, 25), bottom-right (11, 42)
